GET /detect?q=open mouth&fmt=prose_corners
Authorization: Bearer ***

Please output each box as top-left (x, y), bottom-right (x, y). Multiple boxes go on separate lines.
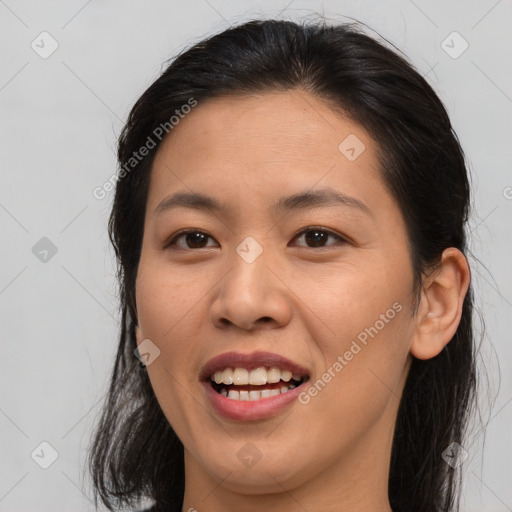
top-left (209, 367), bottom-right (309, 402)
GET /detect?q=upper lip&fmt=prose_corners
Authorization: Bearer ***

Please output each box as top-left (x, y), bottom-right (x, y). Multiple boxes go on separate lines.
top-left (199, 351), bottom-right (310, 381)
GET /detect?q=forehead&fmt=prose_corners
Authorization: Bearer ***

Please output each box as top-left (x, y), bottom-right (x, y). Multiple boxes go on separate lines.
top-left (147, 90), bottom-right (390, 222)
top-left (154, 90), bottom-right (375, 165)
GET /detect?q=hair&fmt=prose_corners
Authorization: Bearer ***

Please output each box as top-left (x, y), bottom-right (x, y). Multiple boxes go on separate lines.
top-left (87, 18), bottom-right (477, 512)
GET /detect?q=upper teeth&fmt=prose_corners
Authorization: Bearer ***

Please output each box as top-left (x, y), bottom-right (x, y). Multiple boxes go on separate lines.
top-left (211, 367), bottom-right (302, 386)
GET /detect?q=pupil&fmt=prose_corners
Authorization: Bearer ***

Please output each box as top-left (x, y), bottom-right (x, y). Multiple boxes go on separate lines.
top-left (305, 230), bottom-right (326, 247)
top-left (187, 232), bottom-right (206, 248)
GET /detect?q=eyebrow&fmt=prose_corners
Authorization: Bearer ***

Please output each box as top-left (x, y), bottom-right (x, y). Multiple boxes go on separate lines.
top-left (153, 187), bottom-right (372, 217)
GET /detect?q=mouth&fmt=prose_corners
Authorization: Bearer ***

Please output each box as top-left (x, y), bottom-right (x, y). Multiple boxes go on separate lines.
top-left (200, 351), bottom-right (311, 404)
top-left (209, 366), bottom-right (309, 401)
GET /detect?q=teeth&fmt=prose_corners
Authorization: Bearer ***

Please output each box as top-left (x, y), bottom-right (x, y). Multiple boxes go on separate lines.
top-left (212, 366), bottom-right (303, 386)
top-left (249, 367), bottom-right (267, 385)
top-left (217, 382), bottom-right (297, 401)
top-left (228, 389), bottom-right (240, 400)
top-left (281, 370), bottom-right (292, 382)
top-left (249, 390), bottom-right (260, 401)
top-left (221, 368), bottom-right (233, 385)
top-left (233, 368), bottom-right (249, 385)
top-left (267, 367), bottom-right (281, 383)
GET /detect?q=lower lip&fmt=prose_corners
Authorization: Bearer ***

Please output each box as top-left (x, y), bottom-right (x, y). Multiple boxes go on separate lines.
top-left (202, 381), bottom-right (305, 421)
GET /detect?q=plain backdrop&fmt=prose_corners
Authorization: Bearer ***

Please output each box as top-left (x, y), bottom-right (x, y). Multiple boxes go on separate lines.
top-left (1, 1), bottom-right (511, 511)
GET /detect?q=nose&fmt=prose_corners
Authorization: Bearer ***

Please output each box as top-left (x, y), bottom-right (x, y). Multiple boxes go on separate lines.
top-left (209, 249), bottom-right (293, 331)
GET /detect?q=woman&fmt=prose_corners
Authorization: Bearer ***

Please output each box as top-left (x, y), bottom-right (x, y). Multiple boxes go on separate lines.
top-left (88, 19), bottom-right (477, 512)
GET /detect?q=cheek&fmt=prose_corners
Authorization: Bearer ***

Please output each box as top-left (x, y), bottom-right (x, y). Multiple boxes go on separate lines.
top-left (134, 260), bottom-right (213, 416)
top-left (293, 310), bottom-right (411, 463)
top-left (135, 262), bottom-right (209, 438)
top-left (136, 258), bottom-right (206, 342)
top-left (304, 255), bottom-right (411, 346)
top-left (302, 257), bottom-right (413, 411)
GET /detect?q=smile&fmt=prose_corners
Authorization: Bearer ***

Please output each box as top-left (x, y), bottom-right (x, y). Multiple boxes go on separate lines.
top-left (200, 351), bottom-right (311, 421)
top-left (210, 366), bottom-right (307, 401)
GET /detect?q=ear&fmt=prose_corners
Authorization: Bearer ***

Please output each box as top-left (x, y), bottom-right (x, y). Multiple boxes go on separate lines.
top-left (410, 247), bottom-right (470, 360)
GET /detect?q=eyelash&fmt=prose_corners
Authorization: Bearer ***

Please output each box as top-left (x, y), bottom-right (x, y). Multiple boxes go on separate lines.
top-left (164, 226), bottom-right (348, 251)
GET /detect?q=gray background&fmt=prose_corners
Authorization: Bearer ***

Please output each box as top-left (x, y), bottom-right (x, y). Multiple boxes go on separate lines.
top-left (1, 1), bottom-right (511, 511)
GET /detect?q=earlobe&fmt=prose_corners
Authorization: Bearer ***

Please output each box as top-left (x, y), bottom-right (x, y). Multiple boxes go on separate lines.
top-left (410, 247), bottom-right (470, 360)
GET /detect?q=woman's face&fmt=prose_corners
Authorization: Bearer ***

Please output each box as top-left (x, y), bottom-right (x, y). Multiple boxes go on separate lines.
top-left (135, 90), bottom-right (417, 502)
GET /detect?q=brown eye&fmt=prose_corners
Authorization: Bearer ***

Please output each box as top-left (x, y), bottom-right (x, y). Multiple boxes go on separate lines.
top-left (165, 226), bottom-right (346, 251)
top-left (166, 230), bottom-right (217, 250)
top-left (291, 227), bottom-right (346, 248)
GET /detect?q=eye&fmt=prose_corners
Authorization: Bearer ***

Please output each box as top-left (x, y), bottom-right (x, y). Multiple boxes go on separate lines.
top-left (290, 226), bottom-right (347, 249)
top-left (165, 229), bottom-right (218, 250)
top-left (164, 226), bottom-right (347, 251)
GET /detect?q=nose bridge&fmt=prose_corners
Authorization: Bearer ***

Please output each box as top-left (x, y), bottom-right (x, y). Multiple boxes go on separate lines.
top-left (235, 236), bottom-right (271, 294)
top-left (210, 235), bottom-right (291, 330)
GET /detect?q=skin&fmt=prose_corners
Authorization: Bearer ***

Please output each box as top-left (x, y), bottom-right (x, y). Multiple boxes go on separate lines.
top-left (134, 90), bottom-right (470, 512)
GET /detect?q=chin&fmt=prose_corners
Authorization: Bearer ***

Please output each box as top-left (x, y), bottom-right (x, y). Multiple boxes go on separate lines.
top-left (197, 445), bottom-right (314, 494)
